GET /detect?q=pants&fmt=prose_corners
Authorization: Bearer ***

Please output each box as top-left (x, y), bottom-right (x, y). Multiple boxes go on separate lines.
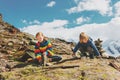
top-left (35, 52), bottom-right (62, 63)
top-left (79, 46), bottom-right (94, 59)
top-left (35, 51), bottom-right (53, 61)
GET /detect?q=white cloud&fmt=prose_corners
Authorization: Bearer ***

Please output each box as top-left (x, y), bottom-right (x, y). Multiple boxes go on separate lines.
top-left (21, 17), bottom-right (120, 43)
top-left (76, 17), bottom-right (90, 24)
top-left (21, 19), bottom-right (68, 37)
top-left (22, 20), bottom-right (27, 24)
top-left (47, 1), bottom-right (56, 7)
top-left (67, 0), bottom-right (112, 16)
top-left (32, 20), bottom-right (40, 24)
top-left (22, 20), bottom-right (40, 25)
top-left (42, 19), bottom-right (68, 28)
top-left (114, 1), bottom-right (120, 17)
top-left (74, 0), bottom-right (80, 4)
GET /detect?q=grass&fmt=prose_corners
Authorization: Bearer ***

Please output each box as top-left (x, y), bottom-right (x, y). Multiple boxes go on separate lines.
top-left (1, 57), bottom-right (120, 80)
top-left (1, 66), bottom-right (50, 80)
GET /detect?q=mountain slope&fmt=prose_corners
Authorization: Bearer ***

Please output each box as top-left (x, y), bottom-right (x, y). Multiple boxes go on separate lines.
top-left (0, 14), bottom-right (120, 80)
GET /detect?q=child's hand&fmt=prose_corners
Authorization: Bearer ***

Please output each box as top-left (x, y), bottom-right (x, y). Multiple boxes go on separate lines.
top-left (72, 53), bottom-right (76, 57)
top-left (43, 52), bottom-right (46, 55)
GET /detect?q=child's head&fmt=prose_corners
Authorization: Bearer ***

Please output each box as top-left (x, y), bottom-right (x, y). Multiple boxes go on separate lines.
top-left (79, 32), bottom-right (89, 43)
top-left (36, 32), bottom-right (46, 42)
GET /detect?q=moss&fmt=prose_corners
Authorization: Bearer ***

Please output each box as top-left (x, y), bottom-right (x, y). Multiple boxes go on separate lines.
top-left (80, 66), bottom-right (88, 71)
top-left (21, 75), bottom-right (50, 80)
top-left (102, 74), bottom-right (107, 79)
top-left (1, 66), bottom-right (50, 80)
top-left (78, 75), bottom-right (88, 80)
top-left (2, 72), bottom-right (15, 79)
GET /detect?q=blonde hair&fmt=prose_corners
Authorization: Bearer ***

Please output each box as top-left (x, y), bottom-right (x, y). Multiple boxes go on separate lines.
top-left (79, 32), bottom-right (89, 43)
top-left (35, 32), bottom-right (48, 40)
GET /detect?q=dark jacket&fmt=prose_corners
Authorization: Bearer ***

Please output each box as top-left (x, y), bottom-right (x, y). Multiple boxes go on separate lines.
top-left (73, 38), bottom-right (100, 56)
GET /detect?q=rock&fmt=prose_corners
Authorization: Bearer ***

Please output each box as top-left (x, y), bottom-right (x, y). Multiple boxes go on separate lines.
top-left (0, 13), bottom-right (3, 22)
top-left (102, 52), bottom-right (109, 58)
top-left (94, 38), bottom-right (107, 57)
top-left (0, 67), bottom-right (6, 72)
top-left (81, 70), bottom-right (86, 77)
top-left (7, 41), bottom-right (14, 47)
top-left (0, 74), bottom-right (5, 80)
top-left (5, 64), bottom-right (12, 71)
top-left (18, 49), bottom-right (35, 62)
top-left (7, 50), bottom-right (15, 54)
top-left (29, 40), bottom-right (37, 45)
top-left (50, 38), bottom-right (73, 55)
top-left (109, 61), bottom-right (120, 72)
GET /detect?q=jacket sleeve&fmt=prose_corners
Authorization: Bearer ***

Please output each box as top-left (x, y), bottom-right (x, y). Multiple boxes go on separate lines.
top-left (34, 43), bottom-right (40, 54)
top-left (73, 42), bottom-right (80, 53)
top-left (46, 40), bottom-right (54, 55)
top-left (89, 40), bottom-right (100, 56)
top-left (47, 40), bottom-right (52, 50)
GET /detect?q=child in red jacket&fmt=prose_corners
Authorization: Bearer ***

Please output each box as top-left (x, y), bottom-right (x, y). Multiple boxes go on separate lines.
top-left (34, 32), bottom-right (62, 66)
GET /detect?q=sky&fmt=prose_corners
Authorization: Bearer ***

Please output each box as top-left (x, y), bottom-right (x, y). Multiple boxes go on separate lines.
top-left (0, 0), bottom-right (120, 43)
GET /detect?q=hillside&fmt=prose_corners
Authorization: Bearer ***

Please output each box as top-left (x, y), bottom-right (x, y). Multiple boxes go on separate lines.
top-left (0, 14), bottom-right (120, 80)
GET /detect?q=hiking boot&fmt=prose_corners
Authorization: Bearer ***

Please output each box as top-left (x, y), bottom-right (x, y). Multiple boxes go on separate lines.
top-left (50, 56), bottom-right (62, 62)
top-left (37, 62), bottom-right (43, 67)
top-left (89, 53), bottom-right (94, 59)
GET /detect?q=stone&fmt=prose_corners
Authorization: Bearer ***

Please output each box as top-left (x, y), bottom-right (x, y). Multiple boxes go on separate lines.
top-left (0, 13), bottom-right (3, 22)
top-left (7, 41), bottom-right (14, 47)
top-left (94, 38), bottom-right (107, 57)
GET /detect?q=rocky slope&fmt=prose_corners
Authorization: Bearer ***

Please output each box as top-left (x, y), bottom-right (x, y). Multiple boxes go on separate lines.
top-left (0, 14), bottom-right (120, 80)
top-left (0, 16), bottom-right (73, 72)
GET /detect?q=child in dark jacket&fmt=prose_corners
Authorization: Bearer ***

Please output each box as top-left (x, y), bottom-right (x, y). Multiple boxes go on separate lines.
top-left (34, 32), bottom-right (62, 65)
top-left (72, 32), bottom-right (101, 59)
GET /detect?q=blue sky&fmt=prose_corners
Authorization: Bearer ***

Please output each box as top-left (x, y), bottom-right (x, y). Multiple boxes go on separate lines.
top-left (0, 0), bottom-right (75, 28)
top-left (0, 0), bottom-right (118, 28)
top-left (0, 0), bottom-right (120, 42)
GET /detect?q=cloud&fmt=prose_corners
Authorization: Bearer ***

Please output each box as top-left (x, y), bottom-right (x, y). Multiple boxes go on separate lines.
top-left (74, 0), bottom-right (80, 4)
top-left (21, 17), bottom-right (120, 43)
top-left (29, 20), bottom-right (40, 25)
top-left (114, 1), bottom-right (120, 17)
top-left (47, 1), bottom-right (56, 7)
top-left (22, 19), bottom-right (27, 24)
top-left (76, 17), bottom-right (90, 24)
top-left (21, 19), bottom-right (69, 37)
top-left (21, 20), bottom-right (40, 25)
top-left (67, 0), bottom-right (112, 16)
